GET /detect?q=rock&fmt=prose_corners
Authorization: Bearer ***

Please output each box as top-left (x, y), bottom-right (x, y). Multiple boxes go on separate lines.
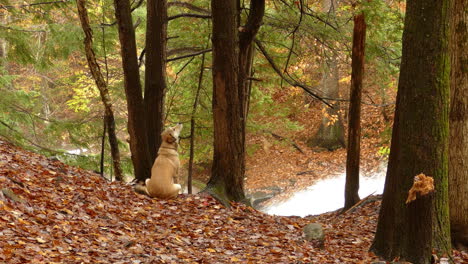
top-left (303, 223), bottom-right (325, 249)
top-left (246, 186), bottom-right (283, 209)
top-left (303, 223), bottom-right (325, 248)
top-left (303, 223), bottom-right (324, 241)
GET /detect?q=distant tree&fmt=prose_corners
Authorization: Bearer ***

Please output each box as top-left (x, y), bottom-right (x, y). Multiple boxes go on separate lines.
top-left (344, 10), bottom-right (366, 211)
top-left (449, 0), bottom-right (468, 249)
top-left (113, 0), bottom-right (152, 181)
top-left (370, 0), bottom-right (451, 262)
top-left (76, 0), bottom-right (123, 181)
top-left (144, 0), bottom-right (167, 162)
top-left (307, 0), bottom-right (345, 151)
top-left (206, 0), bottom-right (264, 204)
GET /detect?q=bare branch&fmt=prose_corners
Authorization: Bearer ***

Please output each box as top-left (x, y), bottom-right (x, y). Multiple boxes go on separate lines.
top-left (168, 13), bottom-right (211, 21)
top-left (167, 48), bottom-right (212, 62)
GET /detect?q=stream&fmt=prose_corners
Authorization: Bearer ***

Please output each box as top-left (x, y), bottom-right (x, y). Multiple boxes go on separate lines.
top-left (263, 171), bottom-right (386, 217)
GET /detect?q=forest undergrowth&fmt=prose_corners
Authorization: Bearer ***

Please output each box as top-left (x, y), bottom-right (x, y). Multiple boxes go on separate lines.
top-left (1, 140), bottom-right (467, 263)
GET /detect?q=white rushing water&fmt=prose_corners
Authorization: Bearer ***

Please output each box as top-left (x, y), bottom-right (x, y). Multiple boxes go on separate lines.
top-left (264, 171), bottom-right (386, 217)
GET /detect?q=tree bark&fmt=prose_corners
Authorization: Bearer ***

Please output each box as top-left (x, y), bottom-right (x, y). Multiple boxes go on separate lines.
top-left (344, 13), bottom-right (366, 211)
top-left (144, 0), bottom-right (167, 163)
top-left (449, 0), bottom-right (468, 249)
top-left (370, 0), bottom-right (451, 262)
top-left (76, 0), bottom-right (123, 181)
top-left (238, 0), bottom-right (265, 118)
top-left (207, 0), bottom-right (242, 204)
top-left (113, 0), bottom-right (151, 181)
top-left (206, 0), bottom-right (265, 205)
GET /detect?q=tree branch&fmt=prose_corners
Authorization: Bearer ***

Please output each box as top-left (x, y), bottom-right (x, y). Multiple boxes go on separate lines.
top-left (254, 39), bottom-right (332, 108)
top-left (168, 1), bottom-right (210, 14)
top-left (1, 0), bottom-right (69, 9)
top-left (168, 13), bottom-right (211, 21)
top-left (166, 48), bottom-right (212, 62)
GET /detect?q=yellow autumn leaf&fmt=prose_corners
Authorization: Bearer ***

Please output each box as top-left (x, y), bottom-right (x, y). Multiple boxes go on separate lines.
top-left (206, 248), bottom-right (216, 253)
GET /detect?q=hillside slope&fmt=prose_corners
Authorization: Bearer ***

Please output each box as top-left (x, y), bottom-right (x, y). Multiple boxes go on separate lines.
top-left (1, 140), bottom-right (466, 263)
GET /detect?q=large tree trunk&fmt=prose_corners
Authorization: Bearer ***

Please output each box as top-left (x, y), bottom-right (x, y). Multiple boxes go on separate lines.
top-left (206, 0), bottom-right (264, 205)
top-left (77, 0), bottom-right (123, 181)
top-left (144, 0), bottom-right (167, 162)
top-left (113, 0), bottom-right (151, 181)
top-left (206, 0), bottom-right (243, 204)
top-left (370, 0), bottom-right (451, 262)
top-left (344, 13), bottom-right (366, 211)
top-left (449, 0), bottom-right (468, 249)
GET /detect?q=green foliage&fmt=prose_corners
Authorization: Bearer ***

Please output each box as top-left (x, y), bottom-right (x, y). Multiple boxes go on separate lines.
top-left (378, 146), bottom-right (390, 158)
top-left (0, 0), bottom-right (404, 175)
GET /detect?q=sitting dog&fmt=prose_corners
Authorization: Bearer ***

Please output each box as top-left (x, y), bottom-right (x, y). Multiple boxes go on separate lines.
top-left (134, 124), bottom-right (183, 199)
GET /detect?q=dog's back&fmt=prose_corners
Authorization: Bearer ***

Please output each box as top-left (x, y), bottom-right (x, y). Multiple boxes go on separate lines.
top-left (137, 124), bottom-right (183, 199)
top-left (146, 150), bottom-right (181, 199)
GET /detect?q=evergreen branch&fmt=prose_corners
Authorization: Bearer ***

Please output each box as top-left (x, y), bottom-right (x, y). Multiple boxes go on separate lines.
top-left (0, 25), bottom-right (46, 33)
top-left (168, 1), bottom-right (210, 14)
top-left (254, 38), bottom-right (333, 108)
top-left (1, 0), bottom-right (70, 9)
top-left (168, 13), bottom-right (211, 21)
top-left (0, 120), bottom-right (82, 156)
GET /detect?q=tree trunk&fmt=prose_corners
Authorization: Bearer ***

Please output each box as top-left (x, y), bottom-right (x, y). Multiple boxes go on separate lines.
top-left (207, 0), bottom-right (244, 203)
top-left (206, 0), bottom-right (243, 204)
top-left (113, 0), bottom-right (151, 181)
top-left (144, 0), bottom-right (167, 162)
top-left (206, 0), bottom-right (265, 205)
top-left (238, 0), bottom-right (264, 119)
top-left (188, 50), bottom-right (207, 194)
top-left (308, 0), bottom-right (345, 151)
top-left (449, 0), bottom-right (468, 249)
top-left (370, 0), bottom-right (451, 262)
top-left (77, 0), bottom-right (123, 181)
top-left (344, 13), bottom-right (366, 211)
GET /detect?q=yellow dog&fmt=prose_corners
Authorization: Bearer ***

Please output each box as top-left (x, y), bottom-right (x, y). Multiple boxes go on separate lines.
top-left (134, 124), bottom-right (182, 199)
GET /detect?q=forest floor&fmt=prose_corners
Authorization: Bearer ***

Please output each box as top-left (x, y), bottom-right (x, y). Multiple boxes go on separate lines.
top-left (1, 139), bottom-right (467, 263)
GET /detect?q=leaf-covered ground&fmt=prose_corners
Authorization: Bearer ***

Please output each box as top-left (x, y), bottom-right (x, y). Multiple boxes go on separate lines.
top-left (1, 140), bottom-right (467, 263)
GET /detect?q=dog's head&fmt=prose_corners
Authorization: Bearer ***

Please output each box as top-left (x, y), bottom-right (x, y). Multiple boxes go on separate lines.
top-left (161, 123), bottom-right (183, 144)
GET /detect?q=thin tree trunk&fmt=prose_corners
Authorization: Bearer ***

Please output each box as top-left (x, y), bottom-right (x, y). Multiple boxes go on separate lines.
top-left (370, 0), bottom-right (451, 261)
top-left (113, 0), bottom-right (151, 181)
top-left (344, 12), bottom-right (366, 211)
top-left (77, 0), bottom-right (123, 181)
top-left (239, 0), bottom-right (265, 119)
top-left (144, 0), bottom-right (167, 162)
top-left (100, 118), bottom-right (106, 177)
top-left (449, 0), bottom-right (468, 249)
top-left (188, 49), bottom-right (206, 194)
